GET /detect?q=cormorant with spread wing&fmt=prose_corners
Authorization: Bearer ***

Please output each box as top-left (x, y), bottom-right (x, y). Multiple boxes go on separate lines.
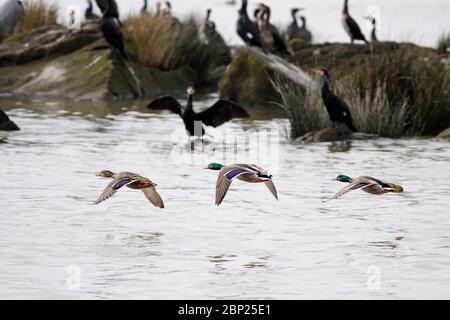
top-left (237, 0), bottom-right (263, 48)
top-left (341, 0), bottom-right (368, 44)
top-left (147, 87), bottom-right (250, 136)
top-left (101, 0), bottom-right (128, 60)
top-left (314, 68), bottom-right (358, 132)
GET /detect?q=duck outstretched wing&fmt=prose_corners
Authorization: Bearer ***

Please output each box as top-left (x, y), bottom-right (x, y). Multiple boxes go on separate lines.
top-left (94, 177), bottom-right (139, 204)
top-left (142, 187), bottom-right (165, 208)
top-left (147, 96), bottom-right (183, 115)
top-left (215, 165), bottom-right (254, 206)
top-left (333, 179), bottom-right (379, 199)
top-left (196, 100), bottom-right (250, 127)
top-left (264, 180), bottom-right (278, 200)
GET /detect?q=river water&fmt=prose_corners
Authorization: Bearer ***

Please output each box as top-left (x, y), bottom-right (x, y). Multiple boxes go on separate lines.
top-left (1, 95), bottom-right (450, 299)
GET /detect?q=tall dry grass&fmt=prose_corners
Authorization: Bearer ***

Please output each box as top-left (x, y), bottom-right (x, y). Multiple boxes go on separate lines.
top-left (16, 0), bottom-right (59, 33)
top-left (124, 13), bottom-right (212, 77)
top-left (274, 46), bottom-right (450, 139)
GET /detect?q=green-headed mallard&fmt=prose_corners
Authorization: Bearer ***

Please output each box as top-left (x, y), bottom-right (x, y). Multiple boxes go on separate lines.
top-left (95, 170), bottom-right (164, 208)
top-left (205, 163), bottom-right (278, 206)
top-left (332, 175), bottom-right (404, 199)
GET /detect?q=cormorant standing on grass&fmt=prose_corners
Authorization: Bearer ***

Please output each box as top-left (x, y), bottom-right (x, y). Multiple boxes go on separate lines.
top-left (237, 0), bottom-right (263, 48)
top-left (341, 0), bottom-right (368, 44)
top-left (0, 108), bottom-right (20, 131)
top-left (85, 0), bottom-right (99, 20)
top-left (101, 0), bottom-right (128, 60)
top-left (147, 87), bottom-right (250, 137)
top-left (314, 68), bottom-right (358, 132)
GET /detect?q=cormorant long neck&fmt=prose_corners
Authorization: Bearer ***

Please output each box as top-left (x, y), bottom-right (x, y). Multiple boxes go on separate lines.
top-left (104, 0), bottom-right (114, 18)
top-left (291, 11), bottom-right (298, 26)
top-left (142, 0), bottom-right (148, 12)
top-left (88, 0), bottom-right (93, 12)
top-left (206, 10), bottom-right (211, 22)
top-left (301, 17), bottom-right (306, 29)
top-left (186, 94), bottom-right (194, 113)
top-left (371, 20), bottom-right (378, 42)
top-left (343, 0), bottom-right (349, 15)
top-left (321, 75), bottom-right (332, 96)
top-left (239, 0), bottom-right (248, 15)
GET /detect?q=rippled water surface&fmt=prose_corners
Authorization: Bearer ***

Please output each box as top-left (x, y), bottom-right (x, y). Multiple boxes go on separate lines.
top-left (1, 96), bottom-right (450, 299)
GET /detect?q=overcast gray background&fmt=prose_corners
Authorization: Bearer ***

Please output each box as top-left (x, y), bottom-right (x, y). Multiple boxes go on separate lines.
top-left (1, 0), bottom-right (449, 47)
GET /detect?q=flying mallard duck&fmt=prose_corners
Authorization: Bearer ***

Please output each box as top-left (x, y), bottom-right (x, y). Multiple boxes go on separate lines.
top-left (147, 87), bottom-right (250, 137)
top-left (331, 175), bottom-right (404, 199)
top-left (94, 170), bottom-right (164, 208)
top-left (205, 163), bottom-right (278, 206)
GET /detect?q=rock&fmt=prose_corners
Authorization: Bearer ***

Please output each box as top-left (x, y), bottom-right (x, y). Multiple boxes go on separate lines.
top-left (219, 46), bottom-right (316, 108)
top-left (0, 108), bottom-right (20, 131)
top-left (437, 128), bottom-right (450, 141)
top-left (294, 127), bottom-right (377, 143)
top-left (219, 42), bottom-right (440, 110)
top-left (0, 22), bottom-right (199, 100)
top-left (0, 22), bottom-right (103, 67)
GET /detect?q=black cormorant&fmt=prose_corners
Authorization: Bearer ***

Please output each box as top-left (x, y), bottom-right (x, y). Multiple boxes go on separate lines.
top-left (236, 0), bottom-right (263, 48)
top-left (147, 87), bottom-right (250, 137)
top-left (364, 16), bottom-right (378, 43)
top-left (85, 0), bottom-right (99, 20)
top-left (257, 4), bottom-right (289, 54)
top-left (341, 0), bottom-right (368, 44)
top-left (298, 16), bottom-right (312, 43)
top-left (141, 0), bottom-right (148, 14)
top-left (314, 68), bottom-right (358, 132)
top-left (0, 108), bottom-right (20, 131)
top-left (101, 0), bottom-right (128, 60)
top-left (201, 9), bottom-right (231, 65)
top-left (287, 8), bottom-right (303, 41)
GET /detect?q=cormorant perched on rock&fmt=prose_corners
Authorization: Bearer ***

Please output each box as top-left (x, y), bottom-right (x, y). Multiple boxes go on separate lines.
top-left (314, 68), bottom-right (358, 132)
top-left (141, 0), bottom-right (148, 14)
top-left (202, 9), bottom-right (226, 45)
top-left (257, 4), bottom-right (289, 54)
top-left (101, 0), bottom-right (128, 60)
top-left (0, 0), bottom-right (24, 36)
top-left (147, 87), bottom-right (250, 137)
top-left (236, 0), bottom-right (263, 48)
top-left (0, 108), bottom-right (20, 131)
top-left (85, 0), bottom-right (99, 20)
top-left (364, 16), bottom-right (378, 44)
top-left (287, 8), bottom-right (304, 41)
top-left (201, 9), bottom-right (231, 65)
top-left (341, 0), bottom-right (368, 44)
top-left (298, 16), bottom-right (312, 43)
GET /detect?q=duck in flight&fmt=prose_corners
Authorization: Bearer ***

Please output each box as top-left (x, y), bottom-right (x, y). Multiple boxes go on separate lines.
top-left (331, 175), bottom-right (404, 199)
top-left (205, 163), bottom-right (278, 206)
top-left (147, 87), bottom-right (250, 137)
top-left (94, 170), bottom-right (164, 208)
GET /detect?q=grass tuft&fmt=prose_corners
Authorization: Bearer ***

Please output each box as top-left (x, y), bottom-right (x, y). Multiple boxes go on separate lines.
top-left (124, 13), bottom-right (213, 79)
top-left (274, 46), bottom-right (450, 138)
top-left (16, 0), bottom-right (59, 33)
